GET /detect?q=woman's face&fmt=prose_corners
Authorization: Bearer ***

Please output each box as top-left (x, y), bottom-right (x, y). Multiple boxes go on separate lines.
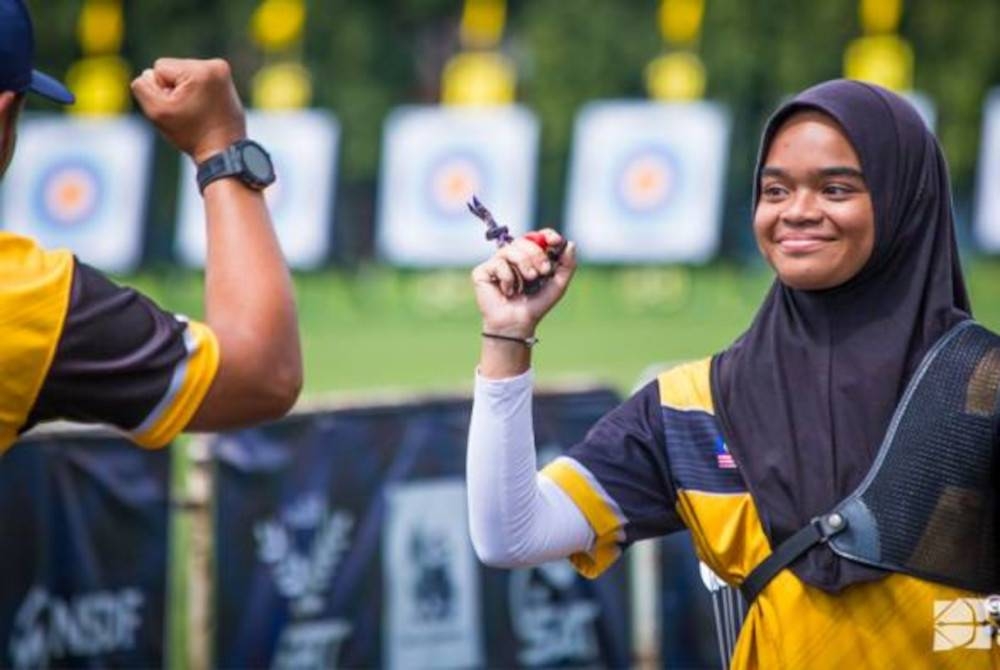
top-left (753, 111), bottom-right (875, 291)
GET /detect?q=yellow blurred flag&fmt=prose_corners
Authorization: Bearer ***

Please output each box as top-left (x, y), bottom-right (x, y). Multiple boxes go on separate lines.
top-left (460, 0), bottom-right (506, 49)
top-left (66, 56), bottom-right (131, 116)
top-left (860, 0), bottom-right (903, 34)
top-left (78, 0), bottom-right (123, 56)
top-left (251, 0), bottom-right (306, 53)
top-left (441, 51), bottom-right (516, 106)
top-left (844, 35), bottom-right (913, 91)
top-left (252, 62), bottom-right (313, 110)
top-left (658, 0), bottom-right (705, 46)
top-left (645, 52), bottom-right (706, 101)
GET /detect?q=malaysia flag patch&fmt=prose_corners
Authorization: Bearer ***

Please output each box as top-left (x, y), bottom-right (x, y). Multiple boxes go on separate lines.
top-left (714, 437), bottom-right (736, 469)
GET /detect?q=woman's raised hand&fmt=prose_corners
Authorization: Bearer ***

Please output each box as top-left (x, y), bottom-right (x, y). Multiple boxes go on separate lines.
top-left (471, 228), bottom-right (577, 340)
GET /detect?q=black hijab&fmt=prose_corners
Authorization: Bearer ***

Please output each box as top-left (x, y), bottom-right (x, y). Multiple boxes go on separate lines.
top-left (711, 80), bottom-right (972, 592)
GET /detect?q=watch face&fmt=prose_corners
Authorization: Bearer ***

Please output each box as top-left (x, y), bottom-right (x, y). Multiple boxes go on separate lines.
top-left (241, 143), bottom-right (275, 185)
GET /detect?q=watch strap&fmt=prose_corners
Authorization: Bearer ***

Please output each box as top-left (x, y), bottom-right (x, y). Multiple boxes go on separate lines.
top-left (196, 144), bottom-right (241, 194)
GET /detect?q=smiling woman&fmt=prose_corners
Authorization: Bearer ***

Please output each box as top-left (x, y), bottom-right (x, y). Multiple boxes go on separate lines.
top-left (754, 111), bottom-right (875, 291)
top-left (466, 78), bottom-right (998, 669)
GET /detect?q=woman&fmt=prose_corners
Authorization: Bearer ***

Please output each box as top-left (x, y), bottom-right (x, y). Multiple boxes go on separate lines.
top-left (467, 79), bottom-right (999, 668)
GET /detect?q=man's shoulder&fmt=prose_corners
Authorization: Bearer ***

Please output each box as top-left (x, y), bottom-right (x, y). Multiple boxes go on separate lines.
top-left (0, 231), bottom-right (74, 280)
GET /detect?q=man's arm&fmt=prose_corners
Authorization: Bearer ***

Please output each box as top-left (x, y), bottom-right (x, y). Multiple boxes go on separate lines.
top-left (131, 58), bottom-right (301, 430)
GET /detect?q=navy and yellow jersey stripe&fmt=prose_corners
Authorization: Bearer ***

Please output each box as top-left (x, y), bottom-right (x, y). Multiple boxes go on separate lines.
top-left (129, 317), bottom-right (219, 448)
top-left (2, 233), bottom-right (220, 452)
top-left (544, 356), bottom-right (1000, 668)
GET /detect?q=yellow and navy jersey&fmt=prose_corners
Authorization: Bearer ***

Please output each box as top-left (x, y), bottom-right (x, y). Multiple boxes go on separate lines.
top-left (1, 232), bottom-right (219, 452)
top-left (541, 358), bottom-right (1000, 668)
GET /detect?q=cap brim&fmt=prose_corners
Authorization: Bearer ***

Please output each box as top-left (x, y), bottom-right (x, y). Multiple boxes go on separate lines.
top-left (29, 70), bottom-right (75, 105)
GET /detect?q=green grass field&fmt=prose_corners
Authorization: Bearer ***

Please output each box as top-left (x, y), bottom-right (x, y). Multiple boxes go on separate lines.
top-left (133, 259), bottom-right (1000, 397)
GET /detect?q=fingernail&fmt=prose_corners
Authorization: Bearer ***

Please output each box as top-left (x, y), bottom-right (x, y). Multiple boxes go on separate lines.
top-left (541, 261), bottom-right (552, 274)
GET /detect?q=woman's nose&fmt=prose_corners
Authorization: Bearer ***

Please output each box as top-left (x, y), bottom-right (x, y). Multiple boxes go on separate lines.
top-left (779, 189), bottom-right (822, 226)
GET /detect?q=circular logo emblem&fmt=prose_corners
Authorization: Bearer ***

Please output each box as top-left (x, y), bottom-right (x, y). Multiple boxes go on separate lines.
top-left (33, 159), bottom-right (104, 229)
top-left (425, 152), bottom-right (488, 220)
top-left (614, 146), bottom-right (679, 217)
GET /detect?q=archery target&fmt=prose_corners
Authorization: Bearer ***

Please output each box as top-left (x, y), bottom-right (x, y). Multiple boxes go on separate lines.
top-left (564, 100), bottom-right (730, 263)
top-left (175, 110), bottom-right (339, 269)
top-left (1, 115), bottom-right (153, 273)
top-left (614, 146), bottom-right (679, 217)
top-left (975, 89), bottom-right (1000, 253)
top-left (377, 105), bottom-right (539, 267)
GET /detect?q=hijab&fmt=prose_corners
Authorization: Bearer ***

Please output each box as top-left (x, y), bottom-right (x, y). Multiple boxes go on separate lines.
top-left (711, 79), bottom-right (972, 592)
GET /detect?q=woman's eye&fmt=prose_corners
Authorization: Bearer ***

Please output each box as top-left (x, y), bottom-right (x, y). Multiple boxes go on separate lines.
top-left (824, 184), bottom-right (854, 197)
top-left (761, 184), bottom-right (786, 198)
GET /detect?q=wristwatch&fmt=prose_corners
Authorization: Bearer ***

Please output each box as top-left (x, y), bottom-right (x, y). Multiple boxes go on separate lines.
top-left (196, 139), bottom-right (276, 194)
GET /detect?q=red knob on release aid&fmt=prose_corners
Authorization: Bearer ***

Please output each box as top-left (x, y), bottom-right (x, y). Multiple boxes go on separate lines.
top-left (523, 232), bottom-right (549, 251)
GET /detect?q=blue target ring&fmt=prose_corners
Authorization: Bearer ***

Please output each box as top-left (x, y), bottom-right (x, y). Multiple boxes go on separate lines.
top-left (613, 145), bottom-right (680, 218)
top-left (422, 151), bottom-right (491, 222)
top-left (31, 157), bottom-right (105, 231)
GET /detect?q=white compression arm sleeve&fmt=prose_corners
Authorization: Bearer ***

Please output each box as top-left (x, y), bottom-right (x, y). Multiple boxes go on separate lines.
top-left (467, 369), bottom-right (595, 568)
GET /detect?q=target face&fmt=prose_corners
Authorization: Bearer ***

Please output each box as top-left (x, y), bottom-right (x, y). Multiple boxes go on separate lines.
top-left (975, 89), bottom-right (1000, 253)
top-left (614, 146), bottom-right (679, 217)
top-left (1, 116), bottom-right (153, 273)
top-left (424, 152), bottom-right (490, 221)
top-left (377, 105), bottom-right (539, 267)
top-left (33, 160), bottom-right (104, 229)
top-left (175, 110), bottom-right (339, 270)
top-left (564, 100), bottom-right (730, 263)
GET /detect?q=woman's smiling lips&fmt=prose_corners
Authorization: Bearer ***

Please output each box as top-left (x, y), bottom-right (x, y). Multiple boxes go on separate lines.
top-left (776, 234), bottom-right (835, 254)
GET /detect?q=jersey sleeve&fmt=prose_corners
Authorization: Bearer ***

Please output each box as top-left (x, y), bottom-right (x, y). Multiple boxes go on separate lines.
top-left (540, 380), bottom-right (683, 578)
top-left (23, 260), bottom-right (220, 448)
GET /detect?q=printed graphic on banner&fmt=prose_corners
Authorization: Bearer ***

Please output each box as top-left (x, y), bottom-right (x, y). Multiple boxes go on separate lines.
top-left (0, 434), bottom-right (170, 669)
top-left (975, 89), bottom-right (1000, 253)
top-left (9, 587), bottom-right (146, 668)
top-left (383, 478), bottom-right (482, 670)
top-left (175, 110), bottom-right (339, 269)
top-left (564, 100), bottom-right (730, 263)
top-left (0, 116), bottom-right (153, 273)
top-left (509, 561), bottom-right (602, 666)
top-left (254, 492), bottom-right (355, 667)
top-left (376, 105), bottom-right (539, 266)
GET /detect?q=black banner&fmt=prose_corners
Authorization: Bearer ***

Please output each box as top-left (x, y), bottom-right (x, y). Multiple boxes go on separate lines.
top-left (0, 432), bottom-right (170, 669)
top-left (213, 388), bottom-right (631, 668)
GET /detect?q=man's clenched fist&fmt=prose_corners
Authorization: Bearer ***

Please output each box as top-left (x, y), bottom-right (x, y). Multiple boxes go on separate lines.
top-left (131, 58), bottom-right (246, 163)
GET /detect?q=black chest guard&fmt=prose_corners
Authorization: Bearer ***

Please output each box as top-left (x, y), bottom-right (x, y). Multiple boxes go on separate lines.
top-left (743, 320), bottom-right (1000, 603)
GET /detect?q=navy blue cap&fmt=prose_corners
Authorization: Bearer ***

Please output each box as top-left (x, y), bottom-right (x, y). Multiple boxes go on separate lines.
top-left (0, 0), bottom-right (75, 104)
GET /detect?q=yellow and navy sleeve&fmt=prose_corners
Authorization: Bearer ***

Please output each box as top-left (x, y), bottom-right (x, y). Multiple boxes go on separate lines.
top-left (23, 259), bottom-right (219, 448)
top-left (540, 380), bottom-right (683, 578)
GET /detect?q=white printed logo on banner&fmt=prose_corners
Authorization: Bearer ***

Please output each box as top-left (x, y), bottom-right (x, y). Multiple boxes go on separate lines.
top-left (176, 110), bottom-right (339, 269)
top-left (9, 586), bottom-right (145, 669)
top-left (564, 100), bottom-right (731, 263)
top-left (975, 89), bottom-right (1000, 253)
top-left (383, 478), bottom-right (482, 669)
top-left (377, 105), bottom-right (539, 266)
top-left (1, 116), bottom-right (153, 273)
top-left (254, 493), bottom-right (354, 668)
top-left (509, 560), bottom-right (601, 666)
